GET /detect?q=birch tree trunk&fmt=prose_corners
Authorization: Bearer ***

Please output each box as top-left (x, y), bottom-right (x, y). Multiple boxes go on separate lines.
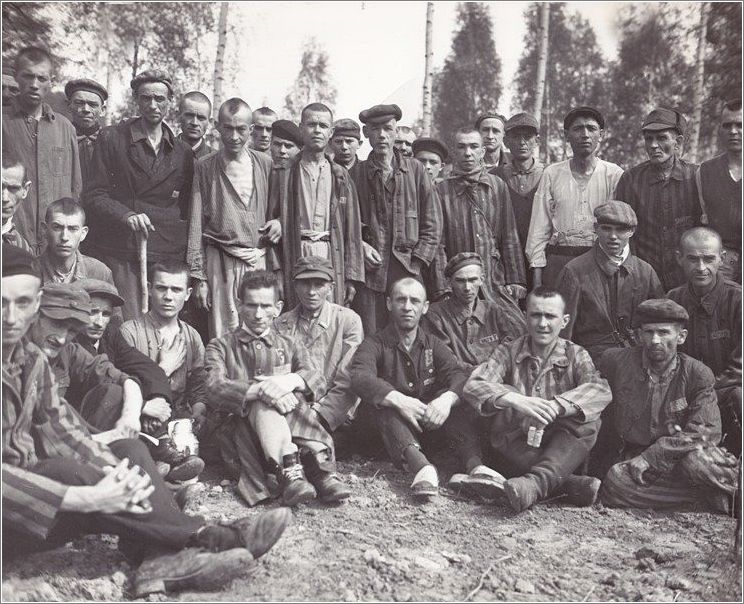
top-left (533, 3), bottom-right (550, 123)
top-left (421, 2), bottom-right (434, 136)
top-left (212, 2), bottom-right (229, 120)
top-left (688, 1), bottom-right (708, 162)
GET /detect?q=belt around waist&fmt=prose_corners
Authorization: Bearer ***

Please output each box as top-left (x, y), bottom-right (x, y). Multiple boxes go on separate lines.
top-left (301, 234), bottom-right (331, 242)
top-left (545, 244), bottom-right (592, 257)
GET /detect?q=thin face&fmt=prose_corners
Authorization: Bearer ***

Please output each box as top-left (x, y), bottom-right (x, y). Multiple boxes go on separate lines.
top-left (179, 98), bottom-right (211, 143)
top-left (149, 270), bottom-right (191, 320)
top-left (330, 135), bottom-right (360, 165)
top-left (526, 294), bottom-right (569, 348)
top-left (394, 130), bottom-right (415, 157)
top-left (16, 57), bottom-right (52, 108)
top-left (251, 114), bottom-right (276, 151)
top-left (479, 118), bottom-right (505, 152)
top-left (219, 107), bottom-right (252, 156)
top-left (566, 116), bottom-right (603, 158)
top-left (294, 277), bottom-right (332, 313)
top-left (364, 118), bottom-right (397, 154)
top-left (270, 136), bottom-right (300, 168)
top-left (386, 280), bottom-right (429, 331)
top-left (720, 107), bottom-right (742, 154)
top-left (69, 90), bottom-right (105, 131)
top-left (300, 110), bottom-right (333, 152)
top-left (2, 164), bottom-right (30, 223)
top-left (677, 234), bottom-right (723, 291)
top-left (2, 274), bottom-right (41, 348)
top-left (454, 132), bottom-right (485, 172)
top-left (86, 295), bottom-right (114, 342)
top-left (643, 129), bottom-right (681, 165)
top-left (29, 315), bottom-right (81, 359)
top-left (136, 82), bottom-right (170, 127)
top-left (639, 322), bottom-right (686, 366)
top-left (595, 223), bottom-right (634, 256)
top-left (45, 211), bottom-right (88, 259)
top-left (414, 150), bottom-right (443, 180)
top-left (449, 264), bottom-right (483, 306)
top-left (238, 286), bottom-right (282, 334)
top-left (504, 127), bottom-right (539, 161)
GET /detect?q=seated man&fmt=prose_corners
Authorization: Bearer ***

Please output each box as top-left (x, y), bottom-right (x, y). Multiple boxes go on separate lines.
top-left (557, 201), bottom-right (663, 362)
top-left (38, 197), bottom-right (113, 285)
top-left (350, 277), bottom-right (497, 501)
top-left (204, 269), bottom-right (349, 507)
top-left (599, 299), bottom-right (737, 512)
top-left (464, 287), bottom-right (612, 512)
top-left (274, 256), bottom-right (364, 434)
top-left (668, 228), bottom-right (741, 456)
top-left (423, 252), bottom-right (526, 371)
top-left (1, 243), bottom-right (291, 598)
top-left (2, 154), bottom-right (33, 253)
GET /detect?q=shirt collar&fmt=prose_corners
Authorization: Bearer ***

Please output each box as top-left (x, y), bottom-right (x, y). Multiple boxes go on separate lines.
top-left (641, 350), bottom-right (680, 381)
top-left (236, 324), bottom-right (277, 346)
top-left (379, 323), bottom-right (426, 350)
top-left (447, 296), bottom-right (486, 325)
top-left (130, 117), bottom-right (175, 148)
top-left (594, 243), bottom-right (633, 275)
top-left (1, 219), bottom-right (14, 236)
top-left (649, 156), bottom-right (685, 183)
top-left (10, 101), bottom-right (55, 121)
top-left (366, 148), bottom-right (407, 179)
top-left (690, 272), bottom-right (725, 315)
top-left (514, 335), bottom-right (570, 369)
top-left (506, 157), bottom-right (540, 176)
top-left (297, 301), bottom-right (332, 330)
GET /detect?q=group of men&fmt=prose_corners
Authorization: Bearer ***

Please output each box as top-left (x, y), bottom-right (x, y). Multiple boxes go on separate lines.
top-left (2, 44), bottom-right (742, 595)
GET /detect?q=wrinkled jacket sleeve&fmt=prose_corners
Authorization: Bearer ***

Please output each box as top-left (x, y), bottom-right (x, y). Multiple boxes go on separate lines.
top-left (553, 345), bottom-right (612, 423)
top-left (185, 336), bottom-right (207, 410)
top-left (495, 178), bottom-right (527, 286)
top-left (204, 338), bottom-right (253, 416)
top-left (412, 166), bottom-right (442, 266)
top-left (349, 336), bottom-right (397, 408)
top-left (109, 330), bottom-right (171, 401)
top-left (557, 264), bottom-right (582, 341)
top-left (186, 160), bottom-right (207, 280)
top-left (463, 343), bottom-right (515, 415)
top-left (68, 121), bottom-right (83, 200)
top-left (431, 335), bottom-right (468, 398)
top-left (67, 343), bottom-right (133, 395)
top-left (290, 339), bottom-right (325, 402)
top-left (341, 171), bottom-right (365, 284)
top-left (525, 170), bottom-right (554, 269)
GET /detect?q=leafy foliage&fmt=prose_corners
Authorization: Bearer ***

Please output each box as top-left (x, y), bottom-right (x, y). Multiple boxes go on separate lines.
top-left (284, 37), bottom-right (338, 120)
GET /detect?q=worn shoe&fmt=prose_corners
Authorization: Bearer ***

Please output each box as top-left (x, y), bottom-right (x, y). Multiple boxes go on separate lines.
top-left (133, 547), bottom-right (256, 597)
top-left (411, 464), bottom-right (438, 501)
top-left (458, 465), bottom-right (507, 500)
top-left (504, 476), bottom-right (541, 512)
top-left (154, 436), bottom-right (189, 465)
top-left (229, 508), bottom-right (293, 558)
top-left (277, 452), bottom-right (317, 506)
top-left (560, 475), bottom-right (601, 507)
top-left (166, 455), bottom-right (205, 482)
top-left (301, 449), bottom-right (351, 503)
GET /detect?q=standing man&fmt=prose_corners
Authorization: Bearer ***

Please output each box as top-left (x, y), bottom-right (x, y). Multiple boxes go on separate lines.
top-left (2, 154), bottom-right (33, 253)
top-left (2, 46), bottom-right (81, 253)
top-left (177, 91), bottom-right (214, 159)
top-left (274, 102), bottom-right (364, 311)
top-left (186, 97), bottom-right (278, 338)
top-left (270, 119), bottom-right (302, 169)
top-left (698, 98), bottom-right (742, 283)
top-left (476, 113), bottom-right (509, 170)
top-left (412, 137), bottom-right (448, 183)
top-left (557, 202), bottom-right (663, 362)
top-left (668, 227), bottom-right (742, 456)
top-left (526, 106), bottom-right (624, 289)
top-left (249, 106), bottom-right (278, 153)
top-left (394, 126), bottom-right (416, 158)
top-left (330, 118), bottom-right (363, 180)
top-left (65, 78), bottom-right (107, 187)
top-left (352, 104), bottom-right (441, 335)
top-left (83, 69), bottom-right (194, 320)
top-left (615, 107), bottom-right (701, 291)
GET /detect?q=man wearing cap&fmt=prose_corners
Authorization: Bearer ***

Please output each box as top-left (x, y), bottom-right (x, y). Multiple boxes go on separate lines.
top-left (598, 299), bottom-right (737, 512)
top-left (270, 119), bottom-right (302, 169)
top-left (394, 126), bottom-right (416, 158)
top-left (65, 78), bottom-right (107, 187)
top-left (83, 69), bottom-right (194, 320)
top-left (177, 91), bottom-right (214, 159)
top-left (424, 252), bottom-right (526, 371)
top-left (526, 106), bottom-right (624, 289)
top-left (330, 118), bottom-right (363, 180)
top-left (615, 107), bottom-right (701, 291)
top-left (1, 244), bottom-right (292, 597)
top-left (250, 106), bottom-right (278, 153)
top-left (351, 103), bottom-right (442, 335)
top-left (476, 113), bottom-right (509, 170)
top-left (187, 97), bottom-right (279, 338)
top-left (432, 127), bottom-right (526, 304)
top-left (668, 227), bottom-right (742, 457)
top-left (556, 201), bottom-right (663, 362)
top-left (413, 137), bottom-right (448, 183)
top-left (272, 102), bottom-right (364, 311)
top-left (2, 154), bottom-right (34, 254)
top-left (3, 46), bottom-right (81, 253)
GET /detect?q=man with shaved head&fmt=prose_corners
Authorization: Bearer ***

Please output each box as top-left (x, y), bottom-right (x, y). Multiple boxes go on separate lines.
top-left (178, 91), bottom-right (213, 159)
top-left (187, 97), bottom-right (280, 338)
top-left (668, 227), bottom-right (742, 455)
top-left (250, 106), bottom-right (278, 153)
top-left (394, 126), bottom-right (416, 158)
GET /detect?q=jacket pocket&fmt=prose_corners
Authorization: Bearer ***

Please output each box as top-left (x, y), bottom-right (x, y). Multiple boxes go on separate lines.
top-left (51, 146), bottom-right (67, 178)
top-left (404, 210), bottom-right (419, 243)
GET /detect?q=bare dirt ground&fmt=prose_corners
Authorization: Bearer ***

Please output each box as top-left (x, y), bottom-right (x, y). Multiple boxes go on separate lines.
top-left (3, 452), bottom-right (742, 603)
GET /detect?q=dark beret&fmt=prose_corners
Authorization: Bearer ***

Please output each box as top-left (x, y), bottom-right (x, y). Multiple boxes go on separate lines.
top-left (272, 119), bottom-right (303, 148)
top-left (474, 112), bottom-right (506, 130)
top-left (130, 69), bottom-right (174, 96)
top-left (40, 283), bottom-right (91, 326)
top-left (563, 106), bottom-right (605, 131)
top-left (359, 104), bottom-right (402, 125)
top-left (444, 252), bottom-right (483, 279)
top-left (65, 78), bottom-right (108, 102)
top-left (2, 243), bottom-right (40, 279)
top-left (641, 107), bottom-right (686, 135)
top-left (77, 278), bottom-right (124, 307)
top-left (412, 137), bottom-right (448, 162)
top-left (292, 255), bottom-right (334, 282)
top-left (594, 201), bottom-right (638, 228)
top-left (634, 299), bottom-right (689, 328)
top-left (505, 112), bottom-right (539, 133)
top-left (332, 118), bottom-right (361, 141)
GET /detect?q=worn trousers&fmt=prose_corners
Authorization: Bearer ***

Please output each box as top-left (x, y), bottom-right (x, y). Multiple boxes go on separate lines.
top-left (717, 385), bottom-right (742, 457)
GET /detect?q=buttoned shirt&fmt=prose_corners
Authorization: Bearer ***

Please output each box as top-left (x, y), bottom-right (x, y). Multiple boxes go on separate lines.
top-left (599, 346), bottom-right (721, 474)
top-left (349, 324), bottom-right (468, 407)
top-left (76, 125), bottom-right (100, 187)
top-left (298, 157), bottom-right (333, 258)
top-left (493, 158), bottom-right (545, 249)
top-left (39, 249), bottom-right (114, 285)
top-left (3, 339), bottom-right (118, 540)
top-left (464, 335), bottom-right (611, 423)
top-left (526, 159), bottom-right (624, 268)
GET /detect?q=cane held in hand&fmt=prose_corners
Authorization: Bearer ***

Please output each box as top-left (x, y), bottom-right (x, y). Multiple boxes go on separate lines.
top-left (137, 231), bottom-right (148, 314)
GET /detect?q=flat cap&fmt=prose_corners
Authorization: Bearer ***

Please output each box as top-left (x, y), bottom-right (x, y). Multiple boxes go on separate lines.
top-left (634, 298), bottom-right (689, 327)
top-left (412, 137), bottom-right (448, 162)
top-left (505, 112), bottom-right (539, 133)
top-left (332, 118), bottom-right (361, 141)
top-left (272, 119), bottom-right (303, 148)
top-left (3, 243), bottom-right (40, 279)
top-left (292, 255), bottom-right (334, 282)
top-left (130, 69), bottom-right (173, 96)
top-left (641, 107), bottom-right (686, 135)
top-left (40, 283), bottom-right (91, 325)
top-left (474, 112), bottom-right (506, 130)
top-left (564, 106), bottom-right (605, 131)
top-left (77, 278), bottom-right (124, 307)
top-left (65, 78), bottom-right (108, 102)
top-left (594, 201), bottom-right (637, 228)
top-left (444, 252), bottom-right (483, 278)
top-left (359, 104), bottom-right (402, 125)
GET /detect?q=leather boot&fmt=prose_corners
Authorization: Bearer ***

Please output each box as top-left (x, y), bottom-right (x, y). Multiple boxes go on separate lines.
top-left (557, 475), bottom-right (602, 507)
top-left (194, 508), bottom-right (292, 558)
top-left (301, 448), bottom-right (351, 503)
top-left (274, 452), bottom-right (316, 506)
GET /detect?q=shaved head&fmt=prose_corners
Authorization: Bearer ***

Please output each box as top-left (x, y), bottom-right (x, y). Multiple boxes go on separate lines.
top-left (389, 277), bottom-right (426, 300)
top-left (218, 97), bottom-right (252, 123)
top-left (678, 227), bottom-right (723, 253)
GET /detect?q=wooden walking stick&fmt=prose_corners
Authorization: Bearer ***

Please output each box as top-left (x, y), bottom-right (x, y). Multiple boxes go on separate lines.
top-left (137, 231), bottom-right (149, 314)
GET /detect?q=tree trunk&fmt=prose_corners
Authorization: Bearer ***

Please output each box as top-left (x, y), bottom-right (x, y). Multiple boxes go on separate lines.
top-left (99, 3), bottom-right (114, 125)
top-left (212, 2), bottom-right (229, 120)
top-left (421, 2), bottom-right (434, 136)
top-left (533, 3), bottom-right (550, 124)
top-left (688, 1), bottom-right (708, 162)
top-left (131, 39), bottom-right (139, 83)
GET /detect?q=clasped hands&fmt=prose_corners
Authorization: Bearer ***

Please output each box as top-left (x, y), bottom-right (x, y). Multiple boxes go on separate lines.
top-left (247, 373), bottom-right (305, 415)
top-left (384, 390), bottom-right (457, 433)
